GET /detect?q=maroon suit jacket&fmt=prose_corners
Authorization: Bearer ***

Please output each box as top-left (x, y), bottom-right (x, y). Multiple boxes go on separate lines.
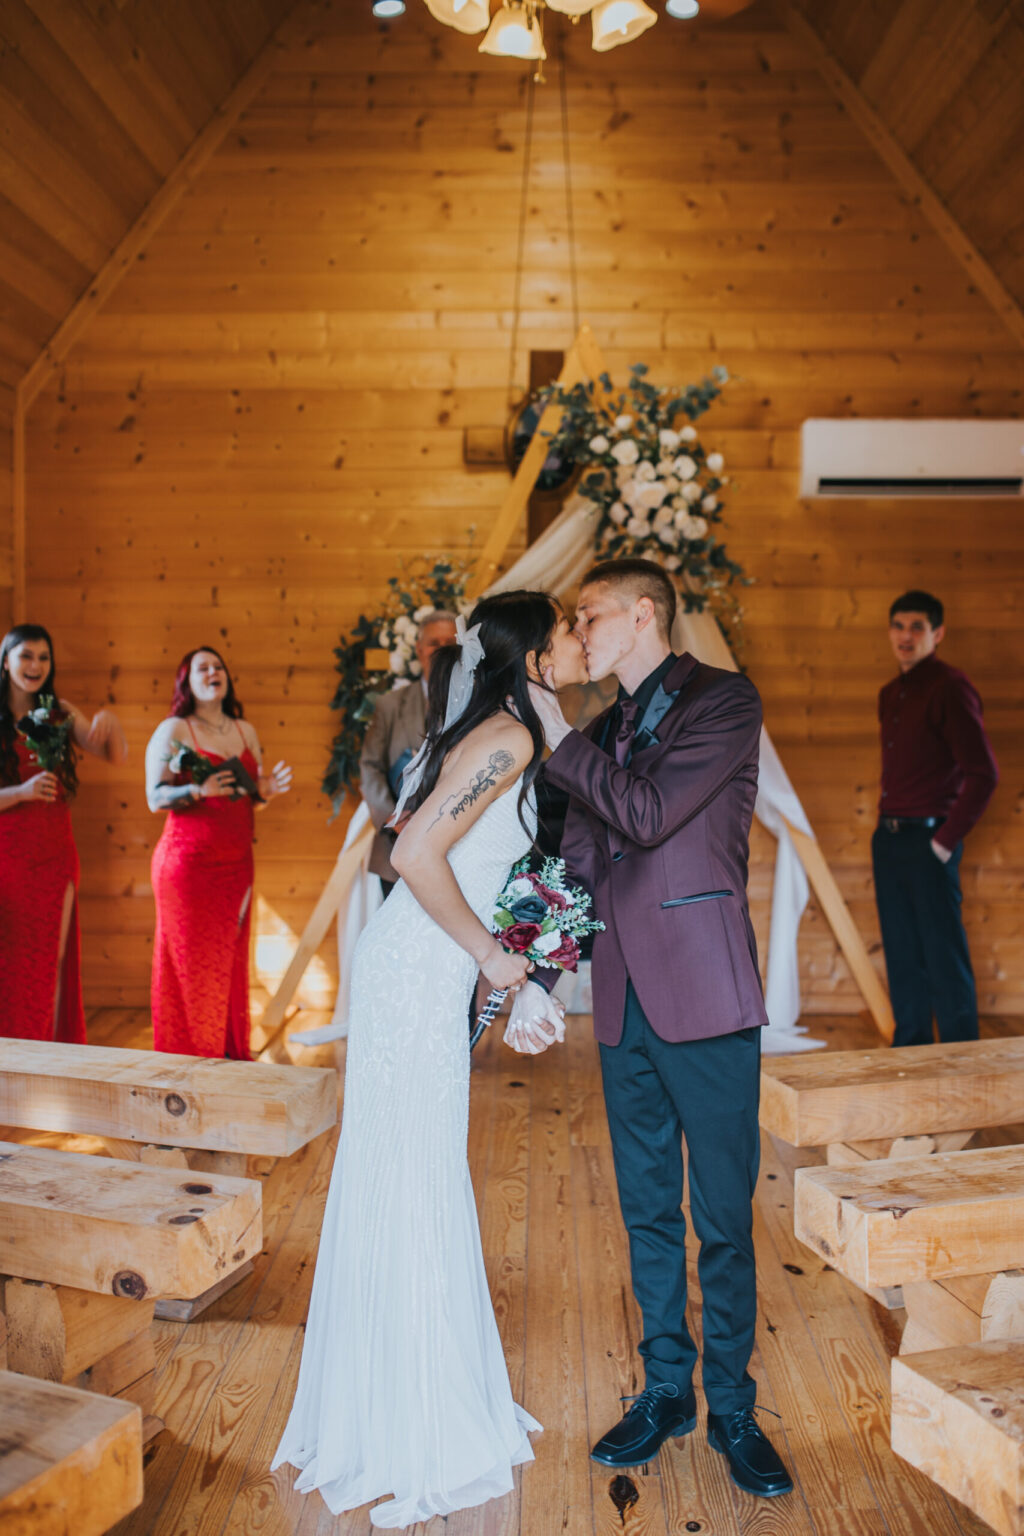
top-left (543, 652), bottom-right (768, 1047)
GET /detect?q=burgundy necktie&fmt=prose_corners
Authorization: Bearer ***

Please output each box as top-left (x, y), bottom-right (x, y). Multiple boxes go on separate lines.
top-left (614, 698), bottom-right (640, 766)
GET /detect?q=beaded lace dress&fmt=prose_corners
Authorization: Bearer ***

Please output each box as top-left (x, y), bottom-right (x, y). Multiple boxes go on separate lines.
top-left (273, 776), bottom-right (541, 1528)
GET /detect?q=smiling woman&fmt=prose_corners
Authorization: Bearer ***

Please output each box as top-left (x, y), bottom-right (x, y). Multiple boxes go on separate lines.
top-left (0, 623), bottom-right (128, 1042)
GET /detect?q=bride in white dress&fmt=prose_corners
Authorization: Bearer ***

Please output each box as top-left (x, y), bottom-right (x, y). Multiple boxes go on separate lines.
top-left (273, 590), bottom-right (588, 1529)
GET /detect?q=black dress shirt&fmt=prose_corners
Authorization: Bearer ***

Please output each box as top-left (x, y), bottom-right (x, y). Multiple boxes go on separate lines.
top-left (601, 652), bottom-right (679, 756)
top-left (878, 653), bottom-right (998, 850)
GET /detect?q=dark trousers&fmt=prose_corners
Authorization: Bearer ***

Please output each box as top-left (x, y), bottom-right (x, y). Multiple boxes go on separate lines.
top-left (872, 825), bottom-right (979, 1048)
top-left (598, 981), bottom-right (761, 1415)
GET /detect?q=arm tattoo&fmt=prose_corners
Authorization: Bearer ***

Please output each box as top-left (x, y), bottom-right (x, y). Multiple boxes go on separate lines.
top-left (430, 748), bottom-right (516, 827)
top-left (150, 782), bottom-right (197, 810)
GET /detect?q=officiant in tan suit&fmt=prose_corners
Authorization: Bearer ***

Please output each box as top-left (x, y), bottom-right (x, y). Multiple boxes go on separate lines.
top-left (359, 610), bottom-right (458, 895)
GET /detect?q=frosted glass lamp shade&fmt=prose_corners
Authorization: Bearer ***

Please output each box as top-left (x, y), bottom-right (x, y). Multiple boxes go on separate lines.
top-left (424, 0), bottom-right (491, 34)
top-left (479, 6), bottom-right (547, 58)
top-left (590, 0), bottom-right (657, 50)
top-left (546, 0), bottom-right (598, 14)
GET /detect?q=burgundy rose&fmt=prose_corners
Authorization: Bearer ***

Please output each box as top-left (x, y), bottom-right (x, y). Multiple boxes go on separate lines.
top-left (545, 935), bottom-right (581, 971)
top-left (526, 873), bottom-right (569, 911)
top-left (502, 922), bottom-right (542, 953)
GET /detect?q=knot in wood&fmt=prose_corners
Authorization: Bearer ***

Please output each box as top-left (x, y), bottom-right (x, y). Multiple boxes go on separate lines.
top-left (164, 1092), bottom-right (188, 1116)
top-left (112, 1269), bottom-right (147, 1299)
top-left (183, 1182), bottom-right (212, 1195)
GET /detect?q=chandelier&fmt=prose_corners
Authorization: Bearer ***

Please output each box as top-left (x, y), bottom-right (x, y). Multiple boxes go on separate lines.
top-left (422, 0), bottom-right (670, 63)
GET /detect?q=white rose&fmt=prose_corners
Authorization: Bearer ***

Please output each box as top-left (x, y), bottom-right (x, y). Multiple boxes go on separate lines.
top-left (532, 929), bottom-right (564, 956)
top-left (413, 605), bottom-right (433, 622)
top-left (508, 877), bottom-right (535, 900)
top-left (409, 659), bottom-right (422, 677)
top-left (653, 506), bottom-right (674, 529)
top-left (682, 479), bottom-right (703, 504)
top-left (673, 454), bottom-right (697, 481)
top-left (635, 479), bottom-right (669, 511)
top-left (589, 434), bottom-right (610, 454)
top-left (390, 676), bottom-right (411, 690)
top-left (658, 527), bottom-right (676, 546)
top-left (626, 516), bottom-right (650, 537)
top-left (608, 501), bottom-right (628, 525)
top-left (395, 615), bottom-right (416, 638)
top-left (702, 495), bottom-right (718, 513)
top-left (614, 413), bottom-right (633, 431)
top-left (615, 465), bottom-right (634, 489)
top-left (706, 452), bottom-right (725, 474)
top-left (679, 424), bottom-right (697, 442)
top-left (665, 554), bottom-right (682, 571)
top-left (690, 516), bottom-right (708, 537)
top-left (30, 706), bottom-right (50, 723)
top-left (663, 475), bottom-right (680, 493)
top-left (634, 459), bottom-right (656, 482)
top-left (611, 439), bottom-right (639, 466)
top-left (387, 650), bottom-right (406, 674)
top-left (659, 428), bottom-right (681, 451)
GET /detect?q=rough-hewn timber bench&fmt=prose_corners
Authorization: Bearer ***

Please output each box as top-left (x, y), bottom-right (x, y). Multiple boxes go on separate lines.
top-left (0, 1142), bottom-right (262, 1438)
top-left (761, 1037), bottom-right (1024, 1170)
top-left (0, 1039), bottom-right (337, 1180)
top-left (0, 1370), bottom-right (143, 1536)
top-left (794, 1145), bottom-right (1024, 1356)
top-left (892, 1340), bottom-right (1024, 1536)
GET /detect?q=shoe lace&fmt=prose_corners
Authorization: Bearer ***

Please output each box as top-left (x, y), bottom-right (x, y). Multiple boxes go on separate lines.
top-left (618, 1384), bottom-right (681, 1420)
top-left (724, 1404), bottom-right (782, 1436)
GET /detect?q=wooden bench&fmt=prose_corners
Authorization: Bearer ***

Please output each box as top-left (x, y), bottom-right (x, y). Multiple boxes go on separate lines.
top-left (0, 1370), bottom-right (143, 1536)
top-left (761, 1037), bottom-right (1024, 1168)
top-left (0, 1141), bottom-right (262, 1436)
top-left (795, 1145), bottom-right (1024, 1355)
top-left (0, 1039), bottom-right (337, 1179)
top-left (892, 1341), bottom-right (1024, 1536)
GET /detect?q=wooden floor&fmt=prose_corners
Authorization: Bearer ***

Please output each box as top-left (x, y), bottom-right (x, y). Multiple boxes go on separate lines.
top-left (24, 1006), bottom-right (1024, 1536)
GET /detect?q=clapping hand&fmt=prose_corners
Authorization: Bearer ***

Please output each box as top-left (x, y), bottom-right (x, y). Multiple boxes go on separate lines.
top-left (199, 768), bottom-right (238, 799)
top-left (264, 760), bottom-right (293, 798)
top-left (504, 979), bottom-right (566, 1055)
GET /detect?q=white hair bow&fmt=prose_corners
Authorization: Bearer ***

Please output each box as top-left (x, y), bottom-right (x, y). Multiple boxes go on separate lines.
top-left (388, 613), bottom-right (485, 827)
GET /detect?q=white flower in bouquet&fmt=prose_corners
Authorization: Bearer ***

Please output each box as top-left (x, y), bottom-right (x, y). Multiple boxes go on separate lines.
top-left (665, 554), bottom-right (682, 570)
top-left (673, 454), bottom-right (698, 481)
top-left (609, 500), bottom-right (629, 525)
top-left (611, 439), bottom-right (639, 466)
top-left (589, 433), bottom-right (610, 454)
top-left (682, 479), bottom-right (703, 504)
top-left (30, 705), bottom-right (51, 724)
top-left (679, 424), bottom-right (698, 443)
top-left (657, 527), bottom-right (676, 546)
top-left (663, 474), bottom-right (680, 493)
top-left (614, 413), bottom-right (634, 432)
top-left (532, 929), bottom-right (566, 956)
top-left (615, 464), bottom-right (634, 489)
top-left (409, 659), bottom-right (422, 677)
top-left (626, 515), bottom-right (650, 537)
top-left (413, 605), bottom-right (434, 622)
top-left (659, 427), bottom-right (681, 452)
top-left (508, 876), bottom-right (536, 900)
top-left (388, 650), bottom-right (407, 674)
top-left (706, 452), bottom-right (725, 475)
top-left (634, 459), bottom-right (657, 482)
top-left (690, 515), bottom-right (708, 537)
top-left (634, 479), bottom-right (669, 511)
top-left (653, 505), bottom-right (674, 529)
top-left (394, 615), bottom-right (416, 639)
top-left (702, 495), bottom-right (719, 513)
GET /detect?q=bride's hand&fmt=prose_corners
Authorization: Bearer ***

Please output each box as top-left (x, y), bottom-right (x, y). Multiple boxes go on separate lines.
top-left (528, 670), bottom-right (572, 751)
top-left (505, 980), bottom-right (566, 1055)
top-left (480, 942), bottom-right (531, 993)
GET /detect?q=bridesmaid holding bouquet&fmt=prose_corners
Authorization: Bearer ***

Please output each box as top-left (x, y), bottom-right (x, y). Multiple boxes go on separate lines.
top-left (0, 624), bottom-right (128, 1041)
top-left (145, 646), bottom-right (292, 1058)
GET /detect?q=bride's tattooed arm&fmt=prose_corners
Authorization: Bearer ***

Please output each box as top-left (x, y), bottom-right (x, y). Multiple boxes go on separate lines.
top-left (429, 748), bottom-right (516, 827)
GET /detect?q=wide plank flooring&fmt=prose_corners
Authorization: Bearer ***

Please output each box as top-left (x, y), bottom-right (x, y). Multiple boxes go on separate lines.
top-left (10, 1006), bottom-right (1021, 1536)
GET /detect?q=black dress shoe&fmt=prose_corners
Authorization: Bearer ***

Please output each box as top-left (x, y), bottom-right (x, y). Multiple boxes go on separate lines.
top-left (707, 1407), bottom-right (793, 1497)
top-left (590, 1383), bottom-right (697, 1467)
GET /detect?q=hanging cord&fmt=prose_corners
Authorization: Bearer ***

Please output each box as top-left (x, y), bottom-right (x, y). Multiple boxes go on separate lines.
top-left (507, 71), bottom-right (536, 409)
top-left (558, 34), bottom-right (581, 339)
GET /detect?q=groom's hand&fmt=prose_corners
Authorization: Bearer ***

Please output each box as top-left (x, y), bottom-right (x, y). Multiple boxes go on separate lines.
top-left (504, 980), bottom-right (566, 1055)
top-left (528, 670), bottom-right (572, 752)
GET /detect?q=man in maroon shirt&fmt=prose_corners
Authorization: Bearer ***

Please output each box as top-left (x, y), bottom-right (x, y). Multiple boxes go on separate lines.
top-left (873, 590), bottom-right (998, 1048)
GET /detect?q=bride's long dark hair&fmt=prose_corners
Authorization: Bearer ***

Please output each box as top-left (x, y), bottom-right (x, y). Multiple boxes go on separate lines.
top-left (409, 589), bottom-right (559, 835)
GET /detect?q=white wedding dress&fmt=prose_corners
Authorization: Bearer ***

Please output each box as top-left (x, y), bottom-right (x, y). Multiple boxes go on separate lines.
top-left (273, 776), bottom-right (541, 1528)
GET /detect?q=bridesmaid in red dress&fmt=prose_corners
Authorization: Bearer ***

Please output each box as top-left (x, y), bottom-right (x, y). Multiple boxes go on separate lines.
top-left (0, 624), bottom-right (128, 1042)
top-left (145, 646), bottom-right (292, 1058)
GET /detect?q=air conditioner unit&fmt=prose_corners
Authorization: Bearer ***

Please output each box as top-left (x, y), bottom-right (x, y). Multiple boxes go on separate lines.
top-left (800, 419), bottom-right (1024, 498)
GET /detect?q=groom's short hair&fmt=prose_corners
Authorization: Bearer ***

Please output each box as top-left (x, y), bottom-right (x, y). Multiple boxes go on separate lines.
top-left (579, 558), bottom-right (677, 641)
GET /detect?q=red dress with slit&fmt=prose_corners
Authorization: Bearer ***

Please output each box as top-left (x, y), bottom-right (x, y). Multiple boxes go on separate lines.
top-left (150, 720), bottom-right (257, 1059)
top-left (0, 737), bottom-right (86, 1042)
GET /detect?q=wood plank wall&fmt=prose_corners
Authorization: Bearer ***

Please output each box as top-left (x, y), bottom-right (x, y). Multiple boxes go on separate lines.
top-left (22, 2), bottom-right (1024, 1017)
top-left (0, 419), bottom-right (12, 633)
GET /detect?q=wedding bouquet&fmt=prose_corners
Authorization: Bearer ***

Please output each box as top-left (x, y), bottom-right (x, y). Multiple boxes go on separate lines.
top-left (17, 694), bottom-right (76, 790)
top-left (472, 857), bottom-right (604, 1049)
top-left (167, 741), bottom-right (262, 801)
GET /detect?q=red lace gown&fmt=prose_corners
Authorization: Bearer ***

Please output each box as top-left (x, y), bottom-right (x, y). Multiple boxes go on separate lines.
top-left (151, 720), bottom-right (258, 1058)
top-left (0, 737), bottom-right (86, 1042)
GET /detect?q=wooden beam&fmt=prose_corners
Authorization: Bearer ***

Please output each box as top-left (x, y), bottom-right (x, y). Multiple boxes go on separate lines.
top-left (17, 3), bottom-right (310, 414)
top-left (12, 390), bottom-right (25, 621)
top-left (775, 1), bottom-right (1024, 351)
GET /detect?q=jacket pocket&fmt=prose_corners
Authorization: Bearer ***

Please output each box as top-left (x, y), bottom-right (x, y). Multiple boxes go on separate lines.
top-left (661, 889), bottom-right (733, 908)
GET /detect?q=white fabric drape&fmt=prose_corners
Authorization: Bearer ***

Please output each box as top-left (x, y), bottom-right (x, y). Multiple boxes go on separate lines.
top-left (311, 493), bottom-right (821, 1048)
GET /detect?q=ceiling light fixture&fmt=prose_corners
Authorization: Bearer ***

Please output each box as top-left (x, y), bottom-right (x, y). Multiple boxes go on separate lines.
top-left (479, 3), bottom-right (548, 63)
top-left (590, 0), bottom-right (658, 49)
top-left (665, 0), bottom-right (700, 16)
top-left (424, 0), bottom-right (490, 31)
top-left (372, 0), bottom-right (406, 15)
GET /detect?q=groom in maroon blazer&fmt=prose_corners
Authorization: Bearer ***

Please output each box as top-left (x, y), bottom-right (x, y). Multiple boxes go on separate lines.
top-left (517, 557), bottom-right (792, 1500)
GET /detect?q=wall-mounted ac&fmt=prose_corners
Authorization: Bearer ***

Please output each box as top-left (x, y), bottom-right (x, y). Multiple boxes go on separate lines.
top-left (800, 419), bottom-right (1024, 498)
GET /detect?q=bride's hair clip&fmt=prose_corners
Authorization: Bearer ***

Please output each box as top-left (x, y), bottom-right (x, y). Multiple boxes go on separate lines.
top-left (388, 613), bottom-right (485, 827)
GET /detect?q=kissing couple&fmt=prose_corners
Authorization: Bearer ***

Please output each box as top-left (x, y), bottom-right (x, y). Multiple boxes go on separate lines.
top-left (273, 557), bottom-right (792, 1527)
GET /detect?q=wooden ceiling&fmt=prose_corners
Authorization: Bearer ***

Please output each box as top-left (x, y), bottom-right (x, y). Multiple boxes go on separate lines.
top-left (0, 0), bottom-right (296, 425)
top-left (791, 0), bottom-right (1024, 320)
top-left (1, 0), bottom-right (1023, 430)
